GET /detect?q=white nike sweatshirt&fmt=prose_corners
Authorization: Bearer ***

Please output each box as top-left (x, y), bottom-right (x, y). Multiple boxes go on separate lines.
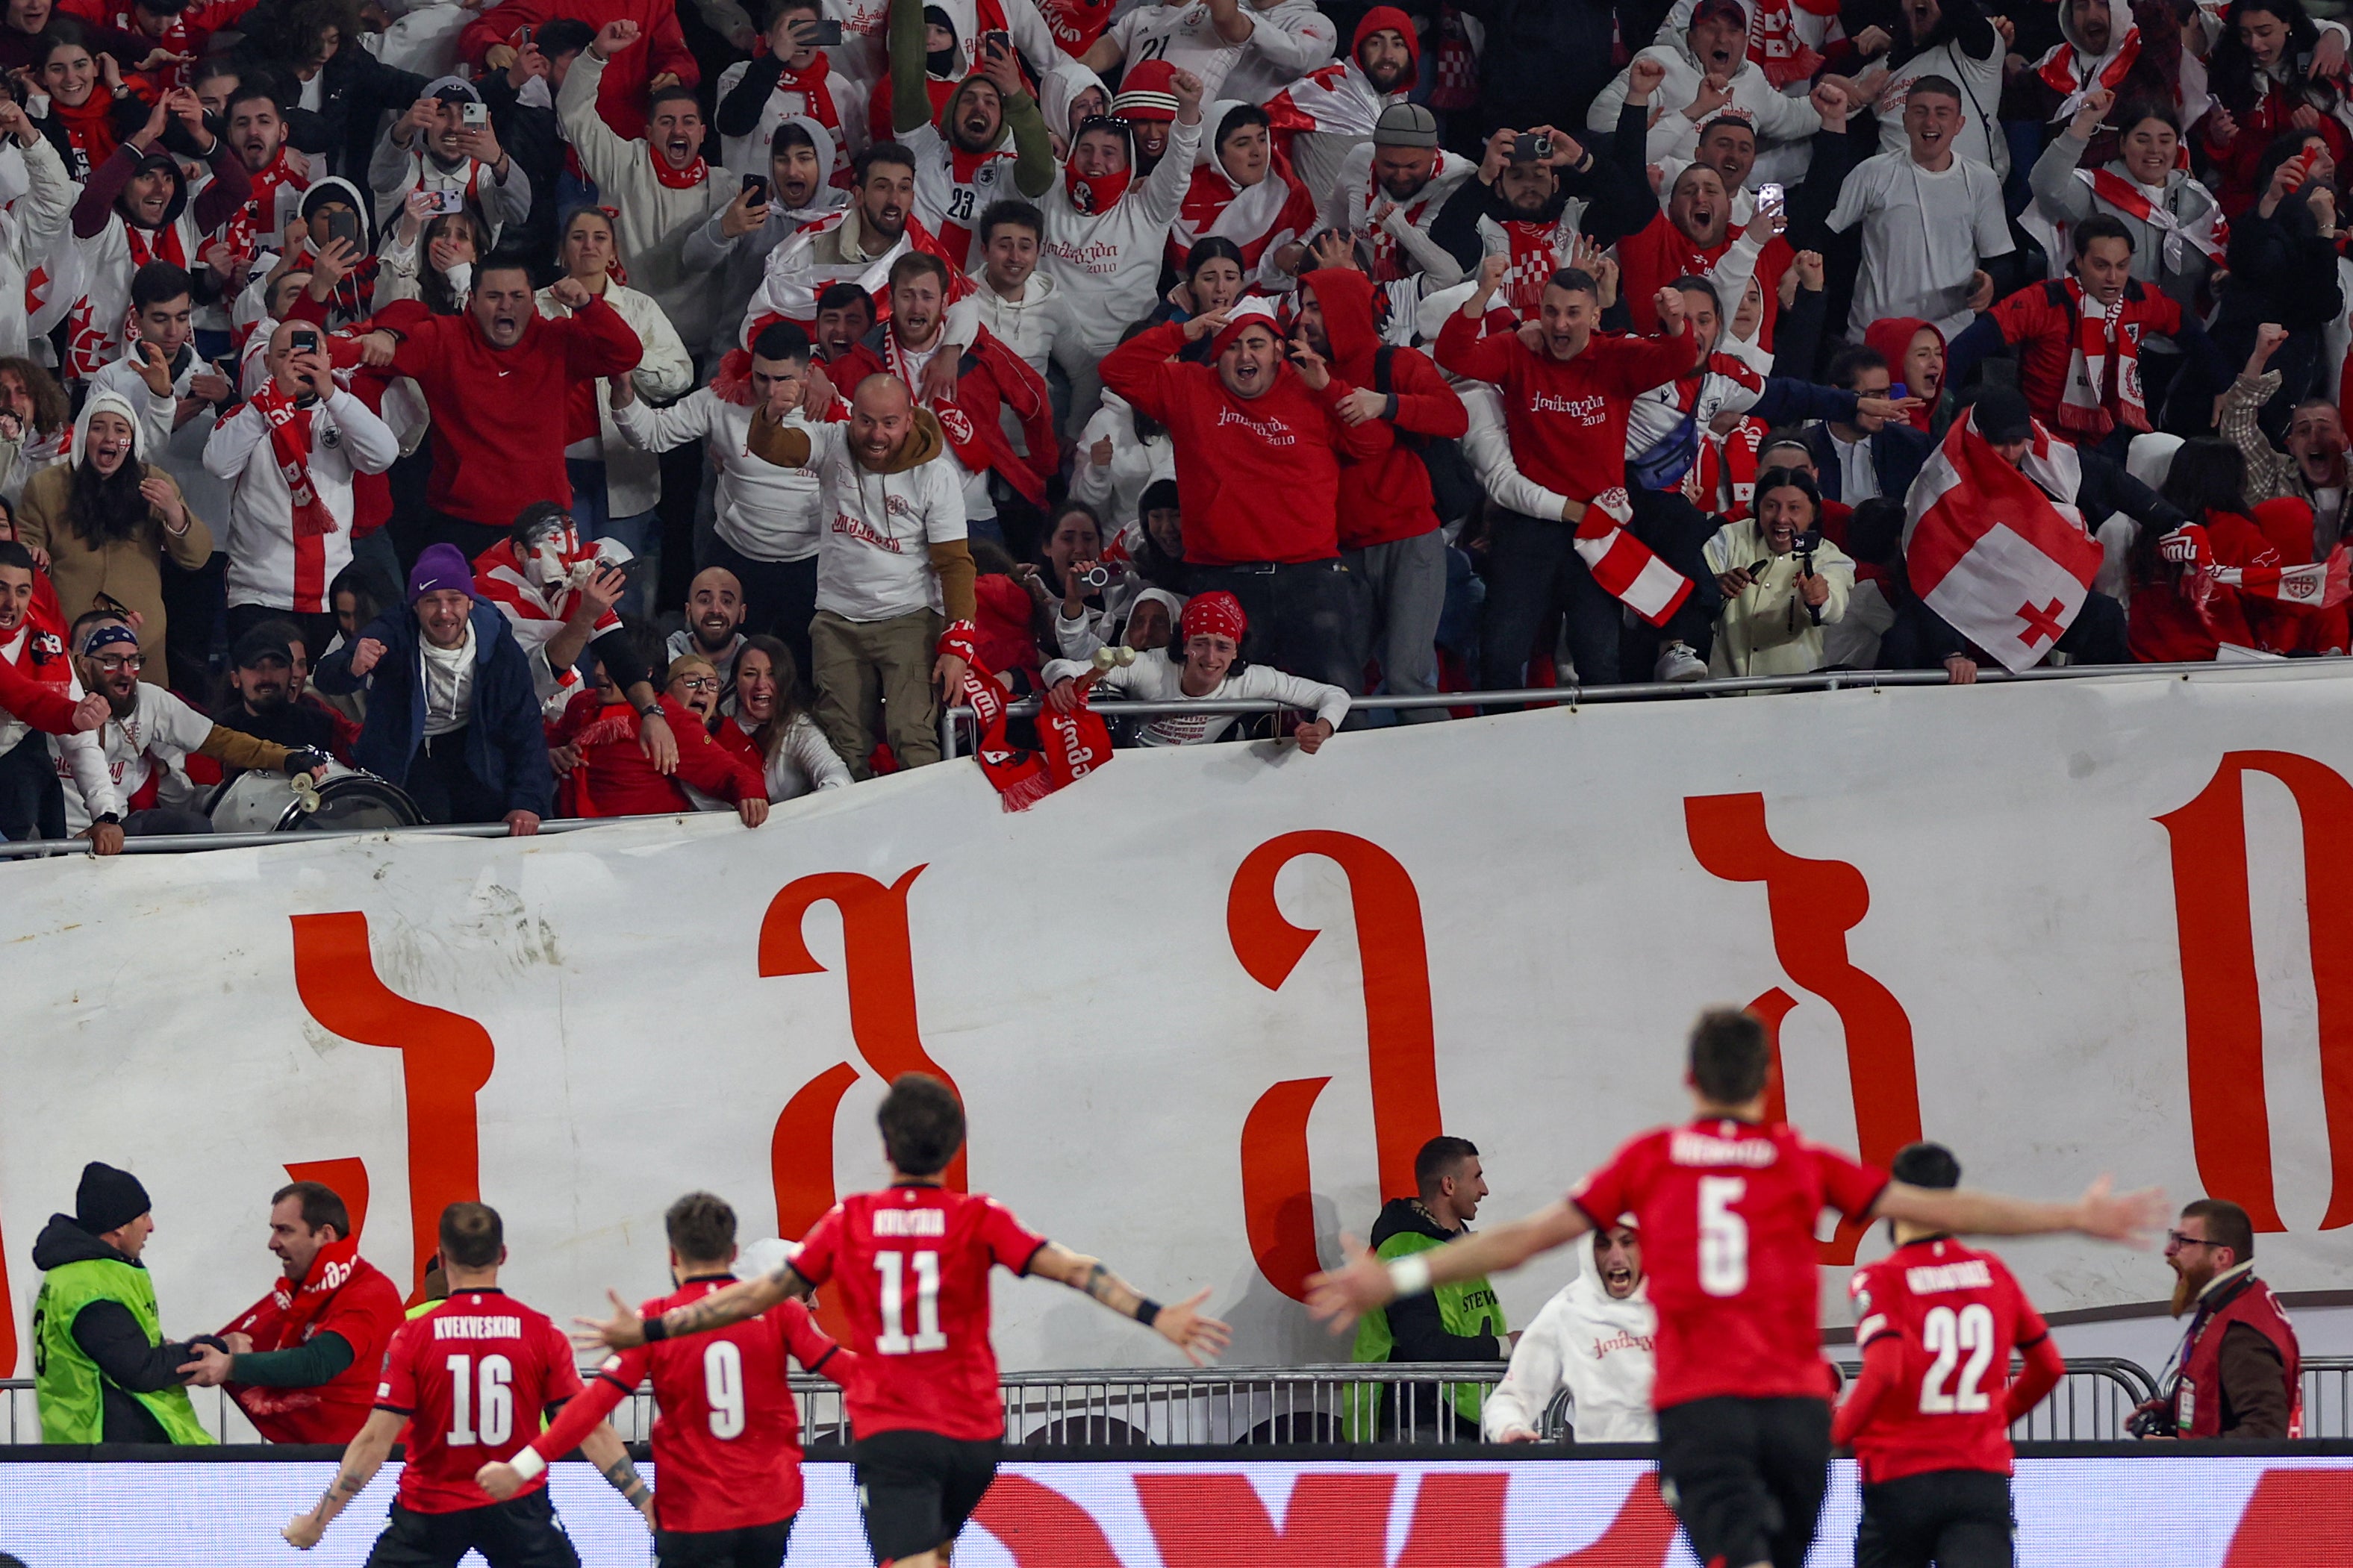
top-left (1482, 1233), bottom-right (1658, 1443)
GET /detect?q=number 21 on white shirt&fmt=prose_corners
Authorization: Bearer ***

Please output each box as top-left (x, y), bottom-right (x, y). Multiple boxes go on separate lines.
top-left (875, 1249), bottom-right (947, 1354)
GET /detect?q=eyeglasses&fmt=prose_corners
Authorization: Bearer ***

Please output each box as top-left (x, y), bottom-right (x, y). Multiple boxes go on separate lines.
top-left (2166, 1230), bottom-right (2225, 1251)
top-left (675, 676), bottom-right (719, 692)
top-left (93, 653), bottom-right (145, 672)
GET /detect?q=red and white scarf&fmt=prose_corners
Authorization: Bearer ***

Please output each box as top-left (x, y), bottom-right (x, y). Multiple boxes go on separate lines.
top-left (1172, 152), bottom-right (1318, 269)
top-left (2198, 546), bottom-right (2353, 607)
top-left (1574, 486), bottom-right (1692, 626)
top-left (249, 380), bottom-right (339, 542)
top-left (945, 637), bottom-right (1056, 810)
top-left (1747, 0), bottom-right (1843, 89)
top-left (255, 1233), bottom-right (365, 1350)
top-left (2034, 27), bottom-right (2142, 117)
top-left (1063, 156), bottom-right (1132, 216)
top-left (2057, 278), bottom-right (2148, 440)
top-left (224, 149), bottom-right (312, 262)
top-left (649, 143), bottom-right (711, 190)
top-left (127, 219), bottom-right (188, 270)
top-left (1364, 166), bottom-right (1449, 283)
top-left (1498, 216), bottom-right (1573, 316)
top-left (2079, 166), bottom-right (2226, 269)
top-left (1689, 418), bottom-right (1768, 519)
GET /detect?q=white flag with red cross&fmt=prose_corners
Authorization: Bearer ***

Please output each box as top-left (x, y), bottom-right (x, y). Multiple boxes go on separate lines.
top-left (1902, 410), bottom-right (2106, 672)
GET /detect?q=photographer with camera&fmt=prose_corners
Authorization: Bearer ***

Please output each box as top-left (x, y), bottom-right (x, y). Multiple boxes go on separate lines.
top-left (1701, 465), bottom-right (1855, 677)
top-left (2130, 1199), bottom-right (2302, 1440)
top-left (203, 319), bottom-right (399, 660)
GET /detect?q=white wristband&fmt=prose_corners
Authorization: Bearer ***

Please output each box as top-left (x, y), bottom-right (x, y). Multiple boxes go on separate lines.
top-left (1386, 1254), bottom-right (1433, 1299)
top-left (508, 1446), bottom-right (547, 1482)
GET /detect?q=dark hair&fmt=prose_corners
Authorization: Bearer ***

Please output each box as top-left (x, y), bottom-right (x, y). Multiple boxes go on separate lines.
top-left (1827, 344), bottom-right (1889, 390)
top-left (601, 613), bottom-right (664, 689)
top-left (272, 1180), bottom-right (352, 1237)
top-left (976, 197), bottom-right (1044, 245)
top-left (1414, 1135), bottom-right (1479, 1193)
top-left (328, 560), bottom-right (385, 624)
top-left (877, 1072), bottom-right (965, 1176)
top-left (1844, 496), bottom-right (1909, 565)
top-left (561, 203), bottom-right (616, 243)
top-left (856, 141), bottom-right (918, 182)
top-left (1697, 114), bottom-right (1757, 146)
top-left (888, 249), bottom-right (951, 296)
top-left (131, 261), bottom-right (193, 314)
top-left (1545, 266), bottom-right (1601, 301)
top-left (420, 210), bottom-right (490, 314)
top-left (189, 56), bottom-right (241, 96)
top-left (138, 0), bottom-right (193, 17)
top-left (69, 607), bottom-right (125, 649)
top-left (815, 281), bottom-right (875, 318)
top-left (1671, 272), bottom-right (1722, 319)
top-left (1688, 1006), bottom-right (1771, 1104)
top-left (37, 19), bottom-right (95, 66)
top-left (733, 633), bottom-right (810, 755)
top-left (1757, 436), bottom-right (1812, 469)
top-left (0, 357), bottom-right (69, 436)
top-left (648, 84), bottom-right (700, 116)
top-left (1889, 1141), bottom-right (1961, 1190)
top-left (476, 248), bottom-right (537, 290)
top-left (437, 1201), bottom-right (503, 1269)
top-left (237, 0), bottom-right (360, 72)
top-left (1905, 72), bottom-right (1965, 105)
top-left (664, 1190), bottom-right (738, 1265)
top-left (2180, 1196), bottom-right (2255, 1262)
top-left (751, 320), bottom-right (813, 363)
top-left (1215, 101), bottom-right (1271, 149)
top-left (223, 82), bottom-right (285, 122)
top-left (770, 0), bottom-right (823, 19)
top-left (1044, 499), bottom-right (1103, 567)
top-left (2212, 0), bottom-right (2331, 117)
top-left (2114, 98), bottom-right (2181, 140)
top-left (771, 119), bottom-right (817, 158)
top-left (1184, 234), bottom-right (1247, 281)
top-left (536, 16), bottom-right (596, 57)
top-left (0, 540), bottom-right (33, 573)
top-left (66, 409), bottom-right (153, 550)
top-left (2072, 213), bottom-right (2136, 256)
top-left (1752, 463), bottom-right (1821, 522)
top-left (2251, 129), bottom-right (2332, 206)
top-left (2137, 438), bottom-right (2250, 585)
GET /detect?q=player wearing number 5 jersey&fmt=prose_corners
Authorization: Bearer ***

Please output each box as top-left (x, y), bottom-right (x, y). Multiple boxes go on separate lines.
top-left (283, 1202), bottom-right (651, 1564)
top-left (576, 1072), bottom-right (1233, 1568)
top-left (479, 1191), bottom-right (857, 1568)
top-left (1834, 1143), bottom-right (2066, 1568)
top-left (1307, 1008), bottom-right (2167, 1568)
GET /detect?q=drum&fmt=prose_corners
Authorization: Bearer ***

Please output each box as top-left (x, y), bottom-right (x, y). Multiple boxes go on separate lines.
top-left (207, 763), bottom-right (423, 835)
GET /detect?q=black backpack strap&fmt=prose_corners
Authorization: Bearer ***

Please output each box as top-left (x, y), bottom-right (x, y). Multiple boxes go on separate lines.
top-left (1374, 344), bottom-right (1394, 396)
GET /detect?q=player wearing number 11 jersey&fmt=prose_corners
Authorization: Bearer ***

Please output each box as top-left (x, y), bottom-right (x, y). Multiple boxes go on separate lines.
top-left (1307, 1008), bottom-right (2166, 1568)
top-left (1834, 1142), bottom-right (2066, 1568)
top-left (577, 1072), bottom-right (1234, 1568)
top-left (283, 1202), bottom-right (650, 1564)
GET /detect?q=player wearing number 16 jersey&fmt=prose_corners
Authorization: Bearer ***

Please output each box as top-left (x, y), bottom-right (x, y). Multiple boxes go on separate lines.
top-left (1834, 1143), bottom-right (2066, 1568)
top-left (479, 1191), bottom-right (858, 1568)
top-left (283, 1202), bottom-right (651, 1564)
top-left (577, 1072), bottom-right (1234, 1568)
top-left (1307, 1008), bottom-right (2167, 1568)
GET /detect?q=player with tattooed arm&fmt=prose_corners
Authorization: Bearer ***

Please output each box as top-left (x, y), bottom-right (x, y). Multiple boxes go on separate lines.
top-left (576, 1073), bottom-right (1231, 1568)
top-left (284, 1202), bottom-right (650, 1561)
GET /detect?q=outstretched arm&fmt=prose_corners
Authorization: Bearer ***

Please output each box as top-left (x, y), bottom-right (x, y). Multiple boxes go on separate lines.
top-left (573, 1268), bottom-right (813, 1353)
top-left (1872, 1175), bottom-right (2164, 1243)
top-left (1306, 1198), bottom-right (1591, 1331)
top-left (1026, 1242), bottom-right (1232, 1364)
top-left (284, 1407), bottom-right (403, 1550)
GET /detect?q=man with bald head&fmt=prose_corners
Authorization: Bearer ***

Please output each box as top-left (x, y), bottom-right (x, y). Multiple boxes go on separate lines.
top-left (745, 374), bottom-right (974, 776)
top-left (664, 566), bottom-right (748, 697)
top-left (204, 319), bottom-right (402, 660)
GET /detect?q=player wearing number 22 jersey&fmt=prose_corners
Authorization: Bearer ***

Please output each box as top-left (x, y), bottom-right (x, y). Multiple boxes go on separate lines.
top-left (1832, 1142), bottom-right (2066, 1568)
top-left (579, 1073), bottom-right (1234, 1568)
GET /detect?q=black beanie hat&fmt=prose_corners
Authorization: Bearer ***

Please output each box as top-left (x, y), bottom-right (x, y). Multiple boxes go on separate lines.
top-left (1972, 387), bottom-right (2033, 445)
top-left (75, 1161), bottom-right (152, 1236)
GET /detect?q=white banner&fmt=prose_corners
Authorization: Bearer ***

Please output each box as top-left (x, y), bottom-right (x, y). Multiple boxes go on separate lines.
top-left (0, 1456), bottom-right (2345, 1567)
top-left (6, 666), bottom-right (2353, 1376)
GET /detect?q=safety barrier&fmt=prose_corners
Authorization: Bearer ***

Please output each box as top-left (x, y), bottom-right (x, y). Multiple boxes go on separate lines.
top-left (0, 1356), bottom-right (2215, 1449)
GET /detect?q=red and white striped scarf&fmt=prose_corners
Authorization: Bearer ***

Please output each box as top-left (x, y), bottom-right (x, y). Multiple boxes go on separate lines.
top-left (1689, 418), bottom-right (1768, 519)
top-left (2034, 28), bottom-right (2142, 117)
top-left (1573, 486), bottom-right (1692, 627)
top-left (1747, 0), bottom-right (1842, 88)
top-left (1499, 216), bottom-right (1571, 316)
top-left (2080, 166), bottom-right (2225, 269)
top-left (1365, 169), bottom-right (1447, 283)
top-left (2057, 278), bottom-right (2148, 440)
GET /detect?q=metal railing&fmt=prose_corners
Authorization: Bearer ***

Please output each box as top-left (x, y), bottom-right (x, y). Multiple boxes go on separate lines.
top-left (2303, 1356), bottom-right (2353, 1439)
top-left (938, 658), bottom-right (2326, 760)
top-left (0, 1355), bottom-right (2193, 1449)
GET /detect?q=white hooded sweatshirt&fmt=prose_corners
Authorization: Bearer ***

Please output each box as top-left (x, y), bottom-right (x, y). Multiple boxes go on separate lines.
top-left (1480, 1232), bottom-right (1657, 1444)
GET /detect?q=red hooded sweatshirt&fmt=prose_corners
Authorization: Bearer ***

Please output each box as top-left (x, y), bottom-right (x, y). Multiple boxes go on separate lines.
top-left (548, 690), bottom-right (767, 817)
top-left (460, 0), bottom-right (699, 141)
top-left (1863, 315), bottom-right (1942, 434)
top-left (382, 295), bottom-right (642, 528)
top-left (1101, 319), bottom-right (1393, 566)
top-left (1301, 266), bottom-right (1467, 549)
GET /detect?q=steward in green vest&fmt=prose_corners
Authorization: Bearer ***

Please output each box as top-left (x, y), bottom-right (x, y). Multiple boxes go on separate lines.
top-left (1347, 1137), bottom-right (1511, 1439)
top-left (31, 1162), bottom-right (217, 1444)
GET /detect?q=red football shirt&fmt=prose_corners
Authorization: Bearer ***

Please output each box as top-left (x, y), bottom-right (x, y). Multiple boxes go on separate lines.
top-left (1572, 1119), bottom-right (1889, 1408)
top-left (528, 1277), bottom-right (853, 1532)
top-left (1844, 1237), bottom-right (2051, 1482)
top-left (791, 1184), bottom-right (1049, 1442)
top-left (375, 1289), bottom-right (586, 1514)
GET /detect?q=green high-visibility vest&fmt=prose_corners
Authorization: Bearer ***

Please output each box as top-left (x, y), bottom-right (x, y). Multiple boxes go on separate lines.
top-left (1345, 1229), bottom-right (1507, 1437)
top-left (33, 1258), bottom-right (214, 1445)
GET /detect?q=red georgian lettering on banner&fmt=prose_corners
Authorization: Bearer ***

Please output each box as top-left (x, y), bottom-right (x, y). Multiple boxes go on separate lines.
top-left (1229, 833), bottom-right (1445, 1301)
top-left (2157, 752), bottom-right (2353, 1232)
top-left (2219, 1467), bottom-right (2353, 1564)
top-left (968, 1473), bottom-right (1127, 1566)
top-left (758, 869), bottom-right (968, 1273)
top-left (1685, 794), bottom-right (1925, 1264)
top-left (0, 1214), bottom-right (13, 1375)
top-left (289, 913), bottom-right (494, 1303)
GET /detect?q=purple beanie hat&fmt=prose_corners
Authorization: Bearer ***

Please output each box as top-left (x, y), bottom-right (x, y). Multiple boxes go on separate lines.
top-left (407, 543), bottom-right (476, 604)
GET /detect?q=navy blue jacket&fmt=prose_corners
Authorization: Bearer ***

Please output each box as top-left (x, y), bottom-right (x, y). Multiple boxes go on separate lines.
top-left (313, 604), bottom-right (554, 817)
top-left (1804, 419), bottom-right (1933, 507)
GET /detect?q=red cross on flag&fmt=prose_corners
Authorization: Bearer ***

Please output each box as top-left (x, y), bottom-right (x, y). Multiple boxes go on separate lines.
top-left (1902, 409), bottom-right (2106, 672)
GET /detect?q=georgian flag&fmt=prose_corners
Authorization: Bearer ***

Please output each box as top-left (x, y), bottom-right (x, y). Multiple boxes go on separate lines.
top-left (1902, 410), bottom-right (2105, 672)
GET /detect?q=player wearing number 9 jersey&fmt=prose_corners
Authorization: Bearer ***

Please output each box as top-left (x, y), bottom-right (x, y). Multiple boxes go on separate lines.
top-left (481, 1192), bottom-right (858, 1568)
top-left (1305, 1008), bottom-right (2169, 1568)
top-left (282, 1202), bottom-right (651, 1564)
top-left (1834, 1142), bottom-right (2066, 1568)
top-left (575, 1072), bottom-right (1235, 1568)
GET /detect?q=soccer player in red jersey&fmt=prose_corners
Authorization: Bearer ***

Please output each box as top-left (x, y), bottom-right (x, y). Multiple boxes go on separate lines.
top-left (1834, 1141), bottom-right (2067, 1568)
top-left (1308, 1008), bottom-right (2164, 1568)
top-left (576, 1073), bottom-right (1231, 1568)
top-left (283, 1202), bottom-right (652, 1564)
top-left (477, 1190), bottom-right (857, 1568)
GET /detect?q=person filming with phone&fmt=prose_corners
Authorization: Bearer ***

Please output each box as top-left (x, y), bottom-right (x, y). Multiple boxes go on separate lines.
top-left (1701, 465), bottom-right (1855, 677)
top-left (202, 319), bottom-right (399, 658)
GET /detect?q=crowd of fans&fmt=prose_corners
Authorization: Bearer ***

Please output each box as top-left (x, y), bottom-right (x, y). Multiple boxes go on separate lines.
top-left (0, 0), bottom-right (2346, 846)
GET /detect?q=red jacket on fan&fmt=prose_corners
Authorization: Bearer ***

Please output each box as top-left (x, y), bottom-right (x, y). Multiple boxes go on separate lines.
top-left (548, 690), bottom-right (767, 817)
top-left (379, 295), bottom-right (642, 528)
top-left (2127, 508), bottom-right (2276, 662)
top-left (1617, 212), bottom-right (1794, 349)
top-left (1303, 266), bottom-right (1468, 549)
top-left (1100, 319), bottom-right (1392, 566)
top-left (460, 0), bottom-right (699, 141)
top-left (215, 1249), bottom-right (405, 1445)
